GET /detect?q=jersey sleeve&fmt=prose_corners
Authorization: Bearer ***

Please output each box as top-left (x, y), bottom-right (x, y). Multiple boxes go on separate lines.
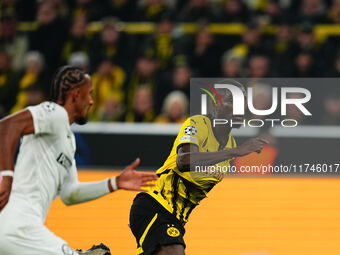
top-left (27, 102), bottom-right (68, 135)
top-left (175, 116), bottom-right (209, 151)
top-left (59, 159), bottom-right (110, 205)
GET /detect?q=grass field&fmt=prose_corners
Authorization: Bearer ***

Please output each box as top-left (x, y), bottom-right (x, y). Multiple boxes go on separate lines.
top-left (46, 171), bottom-right (340, 255)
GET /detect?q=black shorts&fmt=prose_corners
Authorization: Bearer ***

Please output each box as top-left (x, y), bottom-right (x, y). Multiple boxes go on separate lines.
top-left (129, 193), bottom-right (186, 255)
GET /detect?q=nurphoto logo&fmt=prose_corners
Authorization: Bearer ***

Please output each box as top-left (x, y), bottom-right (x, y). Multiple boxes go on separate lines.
top-left (200, 83), bottom-right (312, 128)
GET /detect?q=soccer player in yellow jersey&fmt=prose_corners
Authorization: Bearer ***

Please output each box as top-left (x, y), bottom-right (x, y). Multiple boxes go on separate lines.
top-left (129, 83), bottom-right (268, 255)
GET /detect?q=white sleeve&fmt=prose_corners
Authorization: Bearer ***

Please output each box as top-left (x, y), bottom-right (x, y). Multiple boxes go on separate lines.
top-left (59, 162), bottom-right (111, 205)
top-left (27, 102), bottom-right (68, 135)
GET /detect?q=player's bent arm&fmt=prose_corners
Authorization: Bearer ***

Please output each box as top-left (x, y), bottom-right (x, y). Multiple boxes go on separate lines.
top-left (59, 158), bottom-right (157, 205)
top-left (0, 110), bottom-right (34, 210)
top-left (176, 138), bottom-right (269, 171)
top-left (177, 144), bottom-right (240, 171)
top-left (0, 110), bottom-right (34, 172)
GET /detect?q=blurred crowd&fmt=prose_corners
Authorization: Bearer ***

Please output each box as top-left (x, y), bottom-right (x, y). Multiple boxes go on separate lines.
top-left (1, 0), bottom-right (340, 125)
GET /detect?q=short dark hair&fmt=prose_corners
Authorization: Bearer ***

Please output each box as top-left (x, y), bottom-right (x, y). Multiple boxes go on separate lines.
top-left (50, 65), bottom-right (86, 105)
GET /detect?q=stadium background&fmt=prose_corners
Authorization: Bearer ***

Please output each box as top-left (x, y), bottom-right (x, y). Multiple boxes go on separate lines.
top-left (1, 0), bottom-right (340, 254)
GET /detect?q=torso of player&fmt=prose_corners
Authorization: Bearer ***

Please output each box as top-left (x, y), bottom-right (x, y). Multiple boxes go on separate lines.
top-left (147, 115), bottom-right (236, 225)
top-left (8, 102), bottom-right (76, 222)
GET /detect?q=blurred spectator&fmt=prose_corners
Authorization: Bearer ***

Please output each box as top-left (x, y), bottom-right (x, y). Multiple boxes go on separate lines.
top-left (90, 17), bottom-right (128, 71)
top-left (0, 51), bottom-right (18, 117)
top-left (67, 52), bottom-right (90, 72)
top-left (90, 92), bottom-right (124, 121)
top-left (178, 0), bottom-right (214, 22)
top-left (221, 54), bottom-right (243, 77)
top-left (243, 0), bottom-right (271, 11)
top-left (292, 51), bottom-right (317, 77)
top-left (156, 56), bottom-right (191, 110)
top-left (10, 51), bottom-right (46, 113)
top-left (70, 0), bottom-right (105, 21)
top-left (322, 94), bottom-right (340, 124)
top-left (11, 84), bottom-right (44, 114)
top-left (25, 85), bottom-right (44, 107)
top-left (248, 55), bottom-right (271, 78)
top-left (143, 12), bottom-right (179, 70)
top-left (0, 0), bottom-right (18, 20)
top-left (155, 91), bottom-right (188, 123)
top-left (50, 0), bottom-right (70, 18)
top-left (227, 23), bottom-right (270, 65)
top-left (328, 0), bottom-right (340, 23)
top-left (242, 23), bottom-right (264, 55)
top-left (125, 86), bottom-right (155, 122)
top-left (61, 14), bottom-right (90, 64)
top-left (291, 23), bottom-right (325, 73)
top-left (137, 0), bottom-right (171, 22)
top-left (292, 24), bottom-right (320, 55)
top-left (263, 0), bottom-right (282, 24)
top-left (272, 23), bottom-right (295, 76)
top-left (29, 0), bottom-right (67, 73)
top-left (216, 0), bottom-right (249, 23)
top-left (187, 25), bottom-right (221, 77)
top-left (298, 0), bottom-right (327, 24)
top-left (167, 58), bottom-right (191, 97)
top-left (0, 13), bottom-right (28, 71)
top-left (252, 0), bottom-right (283, 25)
top-left (89, 58), bottom-right (126, 119)
top-left (126, 48), bottom-right (159, 112)
top-left (106, 0), bottom-right (137, 21)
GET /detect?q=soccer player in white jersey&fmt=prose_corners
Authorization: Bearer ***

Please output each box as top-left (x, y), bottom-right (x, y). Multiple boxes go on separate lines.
top-left (0, 66), bottom-right (158, 255)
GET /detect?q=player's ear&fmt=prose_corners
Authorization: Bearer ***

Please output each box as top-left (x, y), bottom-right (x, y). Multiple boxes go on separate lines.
top-left (72, 88), bottom-right (81, 102)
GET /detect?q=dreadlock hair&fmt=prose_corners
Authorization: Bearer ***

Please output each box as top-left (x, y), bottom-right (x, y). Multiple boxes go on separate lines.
top-left (50, 66), bottom-right (86, 105)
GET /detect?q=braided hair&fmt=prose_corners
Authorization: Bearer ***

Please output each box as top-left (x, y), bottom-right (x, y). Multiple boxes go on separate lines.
top-left (50, 66), bottom-right (86, 105)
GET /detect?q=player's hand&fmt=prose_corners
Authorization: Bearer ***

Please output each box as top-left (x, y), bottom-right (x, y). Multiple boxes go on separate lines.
top-left (116, 158), bottom-right (158, 192)
top-left (236, 138), bottom-right (269, 157)
top-left (0, 176), bottom-right (13, 212)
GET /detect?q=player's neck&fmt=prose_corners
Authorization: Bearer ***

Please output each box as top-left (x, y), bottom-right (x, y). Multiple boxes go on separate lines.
top-left (58, 101), bottom-right (75, 125)
top-left (207, 115), bottom-right (231, 143)
top-left (212, 123), bottom-right (231, 145)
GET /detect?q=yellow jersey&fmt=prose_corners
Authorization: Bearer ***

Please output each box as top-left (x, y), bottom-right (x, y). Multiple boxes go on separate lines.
top-left (147, 115), bottom-right (236, 225)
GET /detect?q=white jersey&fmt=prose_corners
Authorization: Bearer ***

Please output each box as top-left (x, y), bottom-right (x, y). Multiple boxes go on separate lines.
top-left (9, 101), bottom-right (76, 222)
top-left (0, 101), bottom-right (111, 254)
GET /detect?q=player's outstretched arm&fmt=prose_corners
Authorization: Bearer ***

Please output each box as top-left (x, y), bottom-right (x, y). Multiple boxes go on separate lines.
top-left (177, 138), bottom-right (268, 171)
top-left (60, 158), bottom-right (158, 205)
top-left (114, 158), bottom-right (158, 192)
top-left (0, 110), bottom-right (34, 211)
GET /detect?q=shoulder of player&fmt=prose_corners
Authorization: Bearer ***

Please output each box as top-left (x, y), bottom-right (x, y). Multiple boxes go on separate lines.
top-left (32, 101), bottom-right (69, 123)
top-left (181, 115), bottom-right (211, 137)
top-left (186, 115), bottom-right (211, 129)
top-left (45, 101), bottom-right (66, 113)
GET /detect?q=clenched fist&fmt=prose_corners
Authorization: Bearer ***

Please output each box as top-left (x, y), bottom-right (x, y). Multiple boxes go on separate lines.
top-left (235, 138), bottom-right (269, 157)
